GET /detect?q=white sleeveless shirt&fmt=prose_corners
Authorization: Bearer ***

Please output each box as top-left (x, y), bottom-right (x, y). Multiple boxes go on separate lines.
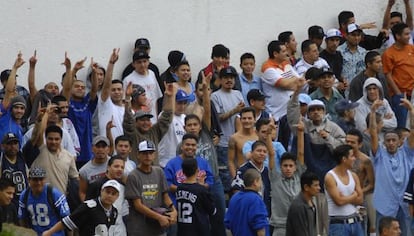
top-left (326, 169), bottom-right (358, 216)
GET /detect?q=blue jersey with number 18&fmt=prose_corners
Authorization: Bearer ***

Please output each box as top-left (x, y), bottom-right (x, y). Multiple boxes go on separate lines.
top-left (18, 184), bottom-right (70, 236)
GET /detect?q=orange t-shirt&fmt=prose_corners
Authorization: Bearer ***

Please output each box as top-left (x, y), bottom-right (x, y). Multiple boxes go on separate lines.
top-left (382, 44), bottom-right (414, 95)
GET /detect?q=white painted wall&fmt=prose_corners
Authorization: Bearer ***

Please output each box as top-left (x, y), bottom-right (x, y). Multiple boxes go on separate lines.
top-left (0, 0), bottom-right (411, 88)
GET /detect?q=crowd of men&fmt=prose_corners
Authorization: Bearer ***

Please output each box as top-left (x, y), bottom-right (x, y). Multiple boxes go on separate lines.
top-left (0, 2), bottom-right (414, 236)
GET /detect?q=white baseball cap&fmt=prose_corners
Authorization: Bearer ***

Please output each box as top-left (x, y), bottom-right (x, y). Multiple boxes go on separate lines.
top-left (308, 99), bottom-right (326, 111)
top-left (325, 28), bottom-right (342, 39)
top-left (101, 180), bottom-right (121, 193)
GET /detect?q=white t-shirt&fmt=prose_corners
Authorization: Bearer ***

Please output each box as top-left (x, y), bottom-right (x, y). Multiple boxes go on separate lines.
top-left (61, 118), bottom-right (80, 155)
top-left (123, 70), bottom-right (162, 124)
top-left (97, 97), bottom-right (125, 140)
top-left (158, 113), bottom-right (186, 168)
top-left (294, 57), bottom-right (330, 77)
top-left (261, 64), bottom-right (299, 120)
top-left (123, 157), bottom-right (136, 176)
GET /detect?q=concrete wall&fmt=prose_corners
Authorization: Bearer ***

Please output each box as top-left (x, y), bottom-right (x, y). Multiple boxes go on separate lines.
top-left (0, 0), bottom-right (410, 88)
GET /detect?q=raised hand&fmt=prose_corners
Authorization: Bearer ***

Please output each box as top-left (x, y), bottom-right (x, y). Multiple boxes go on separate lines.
top-left (400, 93), bottom-right (414, 111)
top-left (202, 72), bottom-right (212, 87)
top-left (106, 116), bottom-right (116, 130)
top-left (73, 56), bottom-right (87, 72)
top-left (61, 52), bottom-right (71, 70)
top-left (29, 50), bottom-right (37, 68)
top-left (164, 82), bottom-right (177, 97)
top-left (13, 51), bottom-right (25, 69)
top-left (109, 48), bottom-right (120, 64)
top-left (90, 57), bottom-right (99, 72)
top-left (125, 82), bottom-right (133, 97)
top-left (371, 99), bottom-right (384, 112)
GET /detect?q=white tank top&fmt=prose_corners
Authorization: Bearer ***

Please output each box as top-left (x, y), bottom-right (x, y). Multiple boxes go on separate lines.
top-left (326, 169), bottom-right (357, 216)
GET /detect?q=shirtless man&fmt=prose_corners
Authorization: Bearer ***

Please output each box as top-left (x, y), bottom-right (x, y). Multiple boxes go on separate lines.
top-left (228, 107), bottom-right (258, 178)
top-left (345, 128), bottom-right (375, 234)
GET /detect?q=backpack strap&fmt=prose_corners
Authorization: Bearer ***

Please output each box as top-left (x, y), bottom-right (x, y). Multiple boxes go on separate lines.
top-left (46, 184), bottom-right (62, 220)
top-left (22, 188), bottom-right (32, 227)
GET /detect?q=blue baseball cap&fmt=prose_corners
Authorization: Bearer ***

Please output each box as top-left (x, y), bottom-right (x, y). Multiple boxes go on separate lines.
top-left (335, 99), bottom-right (359, 113)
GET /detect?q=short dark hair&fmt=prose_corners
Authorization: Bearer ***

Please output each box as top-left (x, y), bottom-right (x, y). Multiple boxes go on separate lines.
top-left (251, 140), bottom-right (267, 152)
top-left (391, 22), bottom-right (409, 39)
top-left (111, 79), bottom-right (123, 86)
top-left (239, 107), bottom-right (256, 118)
top-left (182, 133), bottom-right (199, 143)
top-left (182, 158), bottom-right (198, 178)
top-left (45, 125), bottom-right (63, 138)
top-left (390, 11), bottom-right (403, 20)
top-left (211, 44), bottom-right (228, 59)
top-left (379, 216), bottom-right (399, 233)
top-left (278, 31), bottom-right (293, 44)
top-left (115, 135), bottom-right (132, 146)
top-left (347, 129), bottom-right (363, 143)
top-left (332, 144), bottom-right (353, 164)
top-left (300, 171), bottom-right (319, 191)
top-left (243, 168), bottom-right (261, 187)
top-left (365, 51), bottom-right (381, 66)
top-left (255, 118), bottom-right (270, 131)
top-left (173, 60), bottom-right (190, 71)
top-left (301, 39), bottom-right (315, 54)
top-left (338, 11), bottom-right (354, 26)
top-left (280, 152), bottom-right (297, 164)
top-left (51, 95), bottom-right (67, 104)
top-left (184, 114), bottom-right (201, 125)
top-left (108, 155), bottom-right (125, 166)
top-left (267, 40), bottom-right (284, 58)
top-left (0, 178), bottom-right (15, 191)
top-left (240, 53), bottom-right (255, 64)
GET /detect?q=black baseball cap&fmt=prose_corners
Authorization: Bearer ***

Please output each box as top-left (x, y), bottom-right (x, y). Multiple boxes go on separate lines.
top-left (133, 50), bottom-right (150, 62)
top-left (2, 133), bottom-right (19, 144)
top-left (135, 38), bottom-right (150, 49)
top-left (247, 89), bottom-right (268, 101)
top-left (219, 66), bottom-right (238, 78)
top-left (316, 67), bottom-right (335, 78)
top-left (308, 25), bottom-right (325, 39)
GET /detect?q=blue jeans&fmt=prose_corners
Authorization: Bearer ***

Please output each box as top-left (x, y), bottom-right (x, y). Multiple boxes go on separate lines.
top-left (329, 222), bottom-right (364, 236)
top-left (391, 94), bottom-right (408, 128)
top-left (209, 178), bottom-right (227, 236)
top-left (377, 207), bottom-right (409, 236)
top-left (216, 146), bottom-right (231, 193)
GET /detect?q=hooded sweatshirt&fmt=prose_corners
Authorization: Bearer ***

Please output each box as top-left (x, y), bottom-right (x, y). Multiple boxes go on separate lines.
top-left (354, 77), bottom-right (397, 131)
